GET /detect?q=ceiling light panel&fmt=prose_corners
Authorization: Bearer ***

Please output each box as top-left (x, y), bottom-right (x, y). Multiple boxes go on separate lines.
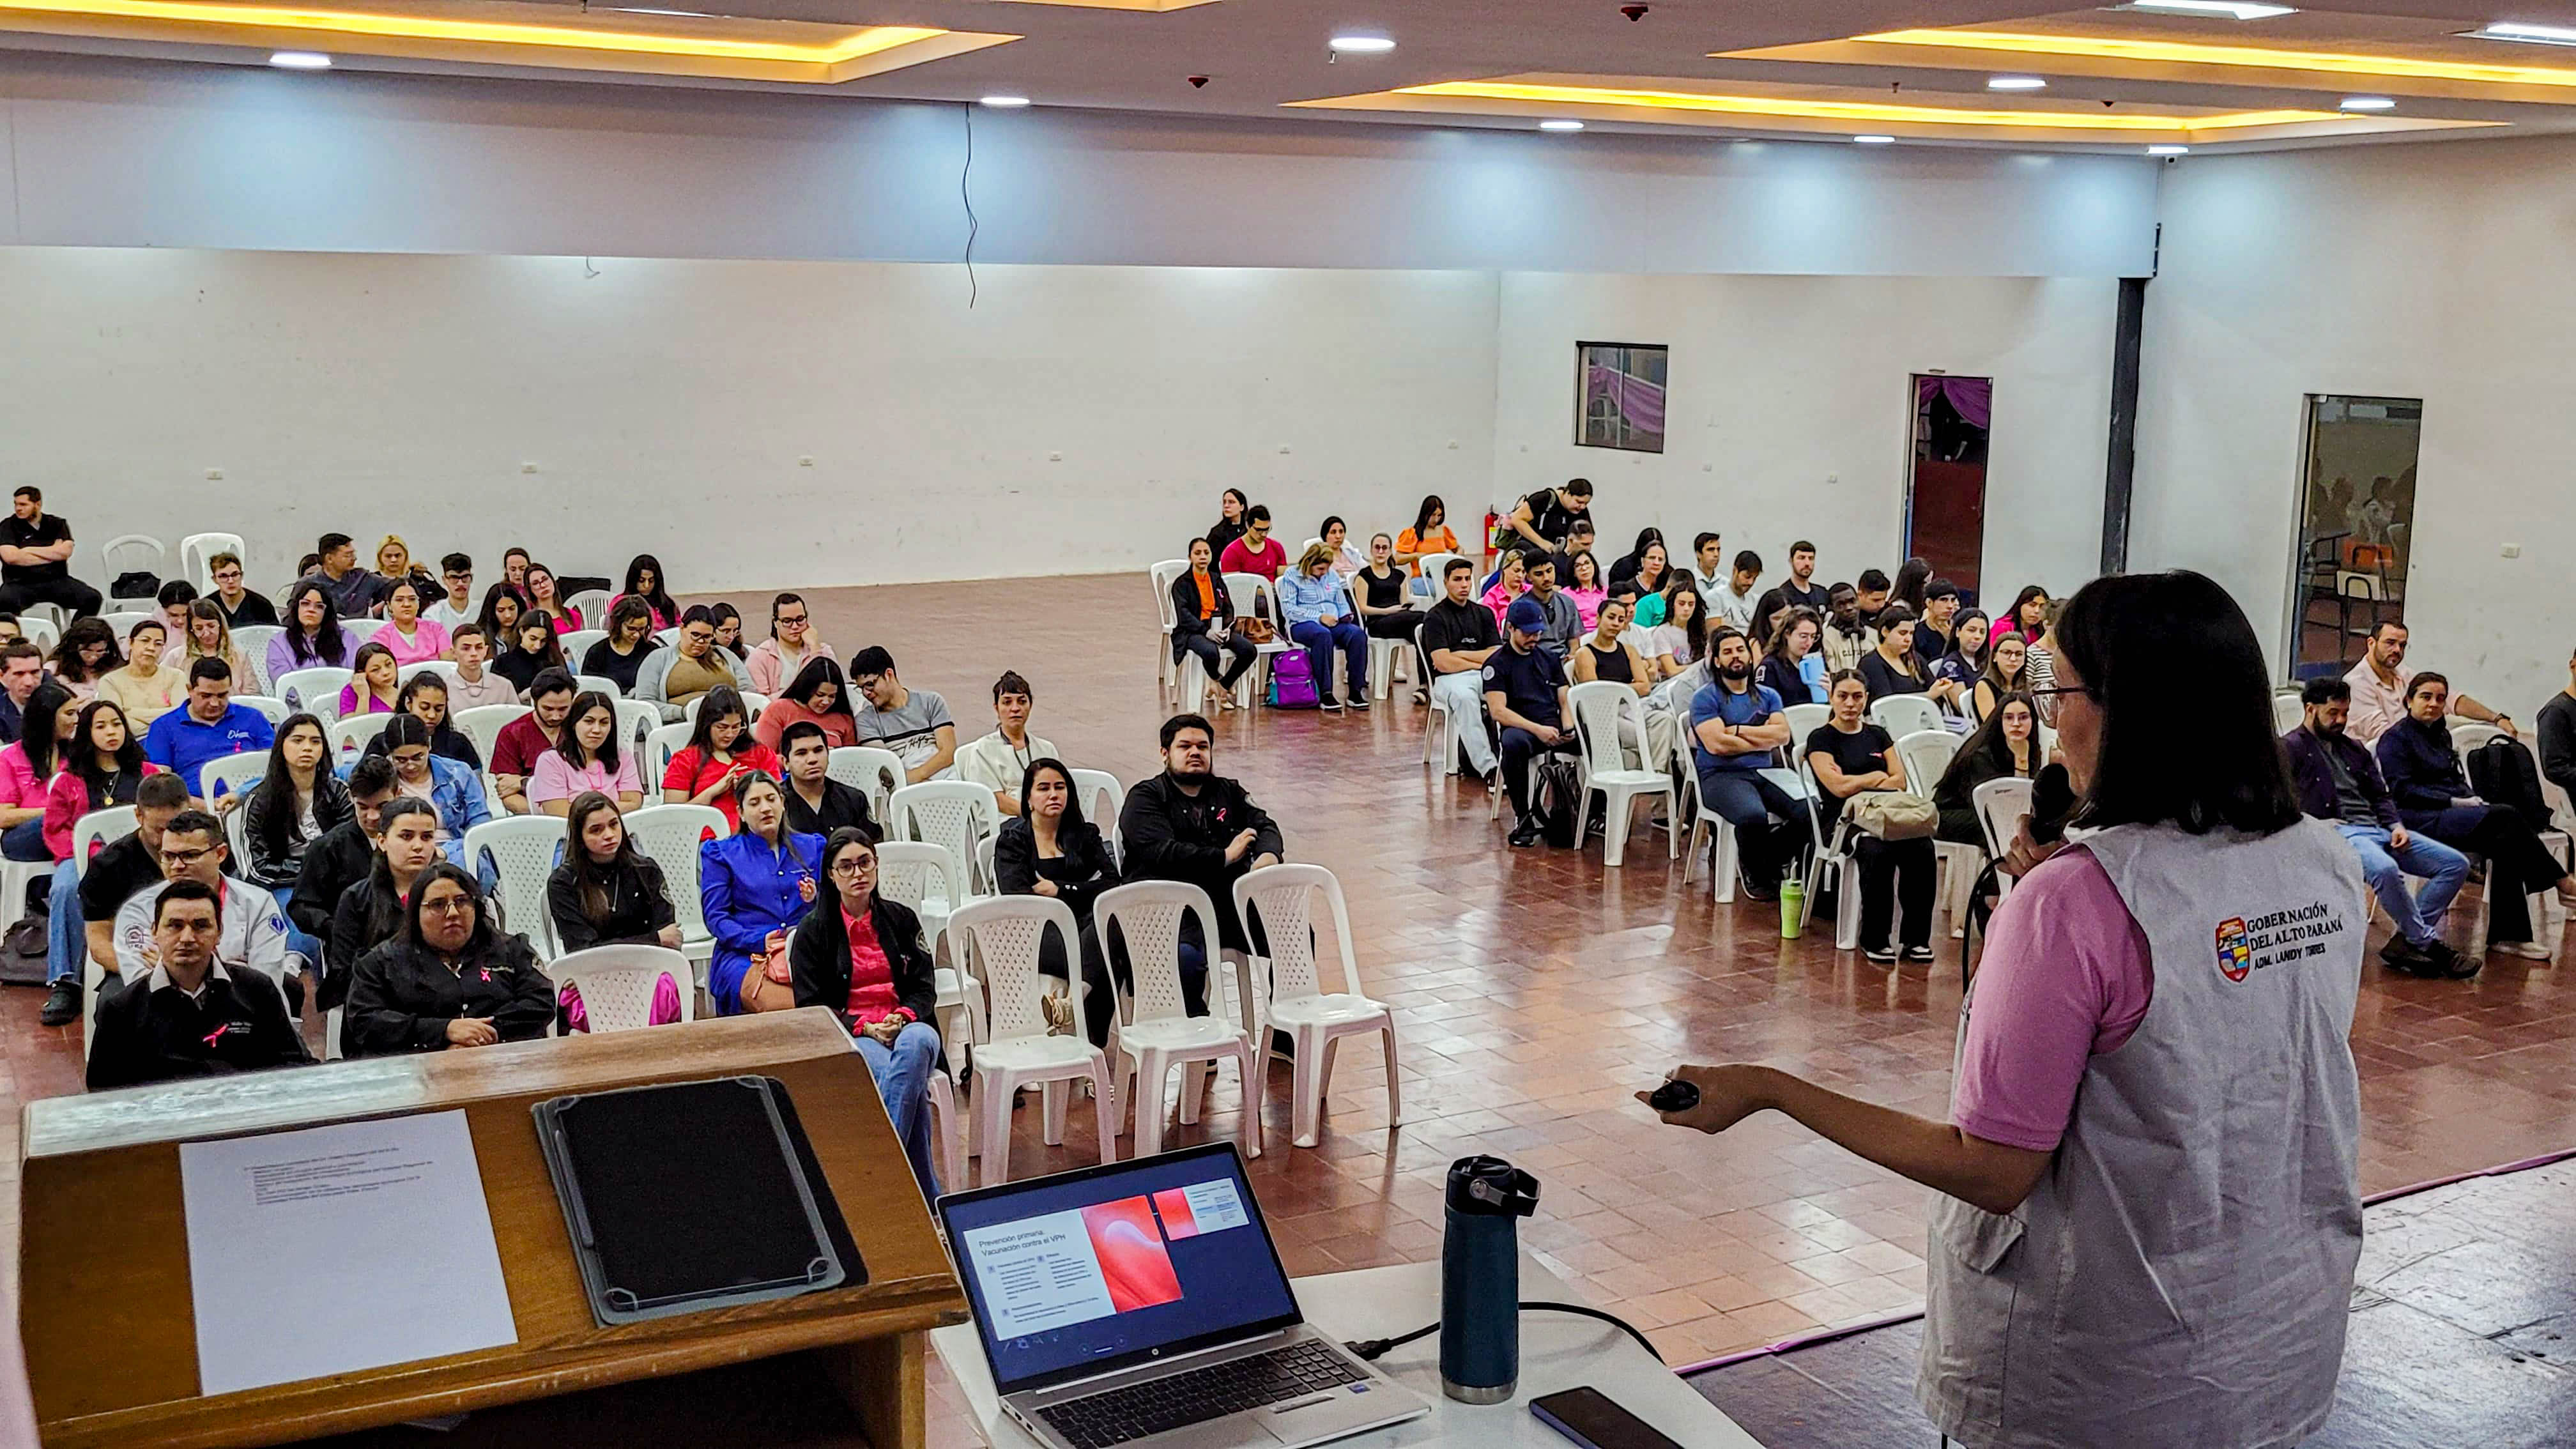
top-left (1840, 27), bottom-right (2576, 91)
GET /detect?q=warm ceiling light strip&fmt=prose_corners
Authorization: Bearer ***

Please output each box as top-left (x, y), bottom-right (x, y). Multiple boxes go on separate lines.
top-left (1848, 27), bottom-right (2576, 89)
top-left (0, 0), bottom-right (944, 61)
top-left (1395, 80), bottom-right (2345, 130)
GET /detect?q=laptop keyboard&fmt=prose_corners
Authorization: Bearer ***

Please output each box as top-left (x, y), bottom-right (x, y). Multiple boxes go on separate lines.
top-left (1037, 1340), bottom-right (1365, 1448)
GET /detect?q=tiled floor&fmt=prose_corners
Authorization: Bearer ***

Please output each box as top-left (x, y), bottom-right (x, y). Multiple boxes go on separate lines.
top-left (8, 571), bottom-right (2575, 1448)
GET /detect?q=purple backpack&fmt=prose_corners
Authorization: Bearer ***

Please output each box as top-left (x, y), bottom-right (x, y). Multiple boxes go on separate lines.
top-left (1267, 650), bottom-right (1319, 709)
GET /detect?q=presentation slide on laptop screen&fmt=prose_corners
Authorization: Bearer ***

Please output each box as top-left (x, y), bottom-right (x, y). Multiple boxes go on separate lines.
top-left (950, 1156), bottom-right (1296, 1386)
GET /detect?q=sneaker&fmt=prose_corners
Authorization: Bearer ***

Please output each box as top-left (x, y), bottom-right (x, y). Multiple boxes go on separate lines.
top-left (1350, 693), bottom-right (1372, 710)
top-left (1862, 945), bottom-right (1897, 965)
top-left (1508, 818), bottom-right (1543, 848)
top-left (1318, 695), bottom-right (1343, 712)
top-left (2499, 940), bottom-right (2553, 960)
top-left (2379, 938), bottom-right (2448, 978)
top-left (1903, 946), bottom-right (1939, 964)
top-left (39, 978), bottom-right (79, 1027)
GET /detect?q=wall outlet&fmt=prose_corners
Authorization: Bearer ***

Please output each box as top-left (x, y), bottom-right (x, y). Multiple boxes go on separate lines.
top-left (2501, 543), bottom-right (2522, 558)
top-left (1827, 473), bottom-right (1839, 486)
top-left (204, 468), bottom-right (223, 481)
top-left (798, 456), bottom-right (815, 467)
top-left (520, 461), bottom-right (538, 474)
top-left (1049, 451), bottom-right (1063, 462)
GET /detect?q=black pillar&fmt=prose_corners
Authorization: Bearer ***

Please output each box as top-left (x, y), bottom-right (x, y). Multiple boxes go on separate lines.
top-left (2099, 275), bottom-right (2148, 576)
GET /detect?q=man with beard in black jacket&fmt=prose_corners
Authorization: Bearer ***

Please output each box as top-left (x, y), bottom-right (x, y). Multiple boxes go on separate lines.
top-left (1116, 714), bottom-right (1284, 1020)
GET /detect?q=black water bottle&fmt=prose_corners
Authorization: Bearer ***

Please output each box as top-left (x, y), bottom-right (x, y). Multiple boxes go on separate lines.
top-left (1439, 1154), bottom-right (1539, 1404)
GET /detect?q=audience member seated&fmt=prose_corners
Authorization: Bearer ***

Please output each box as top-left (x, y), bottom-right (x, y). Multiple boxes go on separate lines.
top-left (1807, 670), bottom-right (1938, 965)
top-left (492, 669), bottom-right (577, 814)
top-left (50, 774), bottom-right (188, 1024)
top-left (337, 641), bottom-right (403, 717)
top-left (710, 601), bottom-right (751, 659)
top-left (548, 791), bottom-right (683, 953)
top-left (746, 592), bottom-right (834, 695)
top-left (1479, 551), bottom-right (1529, 628)
top-left (1548, 518), bottom-right (1599, 595)
top-left (303, 532), bottom-right (385, 619)
top-left (1688, 627), bottom-right (1805, 899)
top-left (1571, 594), bottom-right (1675, 772)
top-left (1607, 527), bottom-right (1662, 588)
top-left (86, 880), bottom-right (312, 1091)
top-left (1506, 477), bottom-right (1593, 558)
top-left (1860, 606), bottom-right (1963, 721)
top-left (1623, 540), bottom-right (1671, 625)
top-left (0, 486), bottom-right (102, 620)
top-left (580, 596), bottom-right (660, 696)
top-left (424, 553), bottom-right (477, 631)
top-left (956, 671), bottom-right (1055, 818)
top-left (2343, 621), bottom-right (2515, 746)
top-left (1972, 631), bottom-right (2030, 723)
top-left (663, 685), bottom-right (779, 828)
top-left (1560, 551), bottom-right (1608, 633)
top-left (1486, 598), bottom-right (1574, 849)
top-left (443, 622), bottom-right (517, 710)
top-left (328, 797), bottom-right (443, 974)
top-left (0, 681), bottom-right (73, 861)
top-left (139, 659), bottom-right (271, 808)
top-left (46, 703), bottom-right (164, 862)
top-left (373, 535), bottom-right (433, 605)
top-left (493, 615), bottom-right (568, 696)
top-left (284, 756), bottom-right (395, 976)
top-left (638, 606), bottom-right (755, 723)
top-left (155, 581), bottom-right (197, 646)
top-left (2542, 645), bottom-right (2576, 801)
top-left (1935, 611), bottom-right (1989, 707)
top-left (97, 620), bottom-right (183, 726)
top-left (850, 646), bottom-right (956, 784)
top-left (778, 720), bottom-right (878, 838)
top-left (1170, 538), bottom-right (1256, 714)
top-left (995, 757), bottom-right (1122, 1045)
top-left (1934, 691), bottom-right (2042, 848)
top-left (1640, 580), bottom-right (1706, 680)
top-left (1919, 579), bottom-right (1962, 659)
top-left (530, 691), bottom-right (643, 816)
top-left (1712, 551), bottom-right (1764, 633)
top-left (378, 713), bottom-right (490, 855)
top-left (1353, 533), bottom-right (1428, 657)
top-left (1282, 543), bottom-right (1371, 712)
top-left (1318, 517), bottom-right (1367, 579)
top-left (1853, 569), bottom-right (1892, 632)
top-left (1421, 558), bottom-right (1503, 785)
top-left (166, 601), bottom-right (253, 693)
top-left (2283, 677), bottom-right (2473, 977)
top-left (1217, 503), bottom-right (1287, 583)
top-left (1890, 556), bottom-right (1933, 618)
top-left (47, 618), bottom-right (116, 702)
top-left (1756, 607), bottom-right (1827, 708)
top-left (2376, 671), bottom-right (2575, 962)
top-left (1520, 555), bottom-right (1582, 664)
top-left (1685, 532), bottom-right (1728, 601)
top-left (108, 809), bottom-right (293, 990)
top-left (755, 656), bottom-right (858, 751)
top-left (204, 551), bottom-right (278, 629)
top-left (1994, 585), bottom-right (2050, 645)
top-left (342, 862), bottom-right (555, 1057)
top-left (1396, 495), bottom-right (1460, 574)
top-left (792, 827), bottom-right (943, 1195)
top-left (270, 579), bottom-right (355, 683)
top-left (613, 553), bottom-right (680, 634)
top-left (523, 562), bottom-right (581, 632)
top-left (474, 578), bottom-right (528, 647)
top-left (702, 771), bottom-right (824, 1015)
top-left (1117, 714), bottom-right (1278, 1011)
top-left (501, 546), bottom-right (530, 592)
top-left (240, 713), bottom-right (344, 954)
top-left (1820, 583), bottom-right (1873, 675)
top-left (362, 673), bottom-right (483, 770)
top-left (1751, 540), bottom-right (1831, 645)
top-left (374, 578), bottom-right (450, 666)
top-left (1206, 487), bottom-right (1250, 562)
top-left (2024, 603), bottom-right (2066, 723)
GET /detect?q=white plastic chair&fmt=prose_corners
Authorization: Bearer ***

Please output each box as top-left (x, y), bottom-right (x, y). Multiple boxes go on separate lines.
top-left (454, 704), bottom-right (530, 767)
top-left (551, 944), bottom-right (694, 1031)
top-left (1418, 622), bottom-right (1465, 774)
top-left (461, 816), bottom-right (567, 960)
top-left (328, 712), bottom-right (394, 763)
top-left (1234, 865), bottom-right (1399, 1149)
top-left (655, 627), bottom-right (680, 647)
top-left (2273, 691), bottom-right (2307, 735)
top-left (70, 805), bottom-right (137, 882)
top-left (197, 752), bottom-right (267, 810)
top-left (230, 626), bottom-right (282, 691)
top-left (1974, 777), bottom-right (2036, 906)
top-left (1568, 681), bottom-right (1674, 868)
top-left (949, 896), bottom-right (1117, 1184)
top-left (682, 690), bottom-right (767, 723)
top-left (231, 694), bottom-right (288, 728)
top-left (98, 611), bottom-right (157, 642)
top-left (1414, 552), bottom-right (1466, 602)
top-left (1068, 768), bottom-right (1126, 866)
top-left (178, 532), bottom-right (246, 593)
top-left (565, 591), bottom-right (613, 631)
top-left (575, 673), bottom-right (624, 701)
top-left (102, 535), bottom-right (167, 606)
top-left (1148, 560), bottom-right (1188, 705)
top-left (273, 667), bottom-right (349, 723)
top-left (613, 698), bottom-right (661, 751)
top-left (644, 722), bottom-right (693, 789)
top-left (398, 660), bottom-right (461, 691)
top-left (1094, 880), bottom-right (1262, 1160)
top-left (888, 781), bottom-right (999, 894)
top-left (1868, 694), bottom-right (1945, 739)
top-left (622, 804), bottom-right (725, 967)
top-left (339, 618), bottom-right (385, 647)
top-left (877, 839), bottom-right (982, 1054)
top-left (1223, 571), bottom-right (1296, 694)
top-left (828, 746), bottom-right (906, 824)
top-left (1894, 728), bottom-right (1977, 939)
top-left (561, 629), bottom-right (608, 665)
top-left (18, 614), bottom-right (58, 654)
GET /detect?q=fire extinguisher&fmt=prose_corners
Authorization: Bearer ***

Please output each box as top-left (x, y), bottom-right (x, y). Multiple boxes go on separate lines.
top-left (1483, 508), bottom-right (1503, 567)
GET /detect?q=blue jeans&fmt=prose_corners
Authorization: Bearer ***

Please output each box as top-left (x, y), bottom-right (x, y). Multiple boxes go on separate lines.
top-left (268, 885), bottom-right (326, 981)
top-left (1289, 620), bottom-right (1368, 701)
top-left (2338, 823), bottom-right (2469, 946)
top-left (2, 817), bottom-right (49, 862)
top-left (855, 1020), bottom-right (943, 1200)
top-left (46, 861), bottom-right (82, 985)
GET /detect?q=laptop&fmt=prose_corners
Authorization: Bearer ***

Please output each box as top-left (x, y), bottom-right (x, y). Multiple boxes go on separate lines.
top-left (938, 1144), bottom-right (1429, 1449)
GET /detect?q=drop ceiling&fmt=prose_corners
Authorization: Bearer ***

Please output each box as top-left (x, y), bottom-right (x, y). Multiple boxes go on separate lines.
top-left (6, 0), bottom-right (2576, 151)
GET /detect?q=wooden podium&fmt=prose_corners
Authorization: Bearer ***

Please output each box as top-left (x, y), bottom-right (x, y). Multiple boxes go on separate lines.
top-left (18, 1009), bottom-right (967, 1449)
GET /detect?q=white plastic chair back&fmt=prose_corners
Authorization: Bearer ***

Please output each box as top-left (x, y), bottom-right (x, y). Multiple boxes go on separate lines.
top-left (561, 630), bottom-right (608, 664)
top-left (827, 746), bottom-right (906, 821)
top-left (328, 712), bottom-right (394, 763)
top-left (1233, 864), bottom-right (1363, 1005)
top-left (1568, 680), bottom-right (1643, 778)
top-left (399, 660), bottom-right (462, 691)
top-left (576, 673), bottom-right (624, 700)
top-left (232, 694), bottom-right (289, 728)
top-left (1893, 730), bottom-right (1959, 801)
top-left (2273, 691), bottom-right (2307, 735)
top-left (876, 839), bottom-right (962, 916)
top-left (948, 896), bottom-right (1078, 1043)
top-left (565, 591), bottom-right (613, 630)
top-left (197, 753), bottom-right (267, 810)
top-left (230, 626), bottom-right (282, 691)
top-left (454, 704), bottom-right (530, 765)
top-left (1223, 572), bottom-right (1281, 633)
top-left (2451, 721), bottom-right (2504, 755)
top-left (19, 615), bottom-right (58, 654)
top-left (623, 804), bottom-right (726, 944)
top-left (1094, 880), bottom-right (1220, 1027)
top-left (1783, 702), bottom-right (1831, 746)
top-left (71, 806), bottom-right (137, 879)
top-left (275, 667), bottom-right (349, 722)
top-left (644, 722), bottom-right (692, 786)
top-left (1417, 552), bottom-right (1466, 598)
top-left (1070, 769), bottom-right (1123, 834)
top-left (1148, 560), bottom-right (1188, 632)
top-left (1974, 778), bottom-right (2035, 859)
top-left (889, 781), bottom-right (994, 888)
top-left (551, 945), bottom-right (694, 1030)
top-left (461, 816), bottom-right (566, 957)
top-left (98, 611), bottom-right (157, 641)
top-left (102, 535), bottom-right (167, 601)
top-left (613, 698), bottom-right (661, 750)
top-left (655, 627), bottom-right (680, 647)
top-left (178, 533), bottom-right (247, 593)
top-left (683, 690), bottom-right (767, 723)
top-left (339, 618), bottom-right (385, 647)
top-left (1868, 694), bottom-right (1944, 740)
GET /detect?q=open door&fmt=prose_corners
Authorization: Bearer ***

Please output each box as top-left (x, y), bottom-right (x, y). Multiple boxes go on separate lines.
top-left (1906, 374), bottom-right (1990, 600)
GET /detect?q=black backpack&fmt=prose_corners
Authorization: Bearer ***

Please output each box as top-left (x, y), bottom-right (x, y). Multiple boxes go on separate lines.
top-left (2465, 735), bottom-right (2552, 834)
top-left (1534, 755), bottom-right (1583, 848)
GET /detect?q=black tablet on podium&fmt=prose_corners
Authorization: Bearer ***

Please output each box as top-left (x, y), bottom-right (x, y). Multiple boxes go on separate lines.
top-left (533, 1074), bottom-right (864, 1326)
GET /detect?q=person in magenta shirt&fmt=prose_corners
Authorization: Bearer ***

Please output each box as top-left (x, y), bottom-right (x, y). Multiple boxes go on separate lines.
top-left (659, 686), bottom-right (781, 831)
top-left (1215, 504), bottom-right (1287, 583)
top-left (372, 578), bottom-right (452, 667)
top-left (786, 828), bottom-right (941, 1197)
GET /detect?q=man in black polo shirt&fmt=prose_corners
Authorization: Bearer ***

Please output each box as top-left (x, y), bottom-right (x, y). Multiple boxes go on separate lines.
top-left (1506, 478), bottom-right (1594, 557)
top-left (1486, 597), bottom-right (1574, 848)
top-left (779, 721), bottom-right (879, 838)
top-left (86, 879), bottom-right (312, 1090)
top-left (0, 486), bottom-right (103, 620)
top-left (1752, 540), bottom-right (1832, 645)
top-left (1421, 557), bottom-right (1502, 782)
top-left (1117, 714), bottom-right (1284, 1018)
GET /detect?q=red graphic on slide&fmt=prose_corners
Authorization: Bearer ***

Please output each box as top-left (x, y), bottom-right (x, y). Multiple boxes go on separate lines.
top-left (1152, 1188), bottom-right (1204, 1240)
top-left (1079, 1197), bottom-right (1183, 1312)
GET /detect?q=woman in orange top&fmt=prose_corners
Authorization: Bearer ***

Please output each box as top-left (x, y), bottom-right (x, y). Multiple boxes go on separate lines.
top-left (661, 685), bottom-right (782, 829)
top-left (1395, 494), bottom-right (1461, 576)
top-left (1169, 537), bottom-right (1256, 712)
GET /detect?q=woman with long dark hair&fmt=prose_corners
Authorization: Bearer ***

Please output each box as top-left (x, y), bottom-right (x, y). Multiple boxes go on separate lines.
top-left (992, 757), bottom-right (1123, 1045)
top-left (336, 641), bottom-right (403, 717)
top-left (243, 712), bottom-right (353, 893)
top-left (342, 861), bottom-right (555, 1057)
top-left (378, 713), bottom-right (491, 852)
top-left (1169, 536), bottom-right (1255, 713)
top-left (1395, 495), bottom-right (1459, 574)
top-left (375, 576), bottom-right (451, 666)
top-left (755, 656), bottom-right (859, 751)
top-left (494, 613), bottom-right (567, 695)
top-left (1804, 669), bottom-right (1938, 965)
top-left (548, 790), bottom-right (682, 954)
top-left (528, 691), bottom-right (641, 815)
top-left (1974, 631), bottom-right (2030, 723)
top-left (330, 796), bottom-right (443, 971)
top-left (0, 682), bottom-right (75, 861)
top-left (1608, 527), bottom-right (1666, 589)
top-left (41, 700), bottom-right (159, 857)
top-left (1935, 610), bottom-right (1993, 717)
top-left (1995, 585), bottom-right (2050, 645)
top-left (701, 770), bottom-right (822, 1015)
top-left (473, 579), bottom-right (528, 645)
top-left (1643, 579), bottom-right (1706, 680)
top-left (1206, 487), bottom-right (1250, 561)
top-left (615, 554), bottom-right (680, 633)
top-left (790, 827), bottom-right (942, 1195)
top-left (709, 601), bottom-right (751, 660)
top-left (268, 579), bottom-right (351, 682)
top-left (581, 595), bottom-right (662, 697)
top-left (49, 617), bottom-right (121, 700)
top-left (1934, 690), bottom-right (2040, 847)
top-left (1650, 571), bottom-right (2366, 1449)
top-left (1890, 556), bottom-right (1933, 616)
top-left (1755, 607), bottom-right (1826, 708)
top-left (662, 685), bottom-right (781, 828)
top-left (523, 562), bottom-right (579, 633)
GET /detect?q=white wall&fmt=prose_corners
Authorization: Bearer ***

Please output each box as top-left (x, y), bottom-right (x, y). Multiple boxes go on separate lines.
top-left (1494, 273), bottom-right (2115, 605)
top-left (2133, 133), bottom-right (2576, 711)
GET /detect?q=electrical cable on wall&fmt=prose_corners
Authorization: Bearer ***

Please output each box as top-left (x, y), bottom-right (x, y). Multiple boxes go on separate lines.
top-left (960, 101), bottom-right (979, 309)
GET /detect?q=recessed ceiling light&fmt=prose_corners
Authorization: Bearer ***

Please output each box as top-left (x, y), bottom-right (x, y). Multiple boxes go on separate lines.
top-left (2122, 1), bottom-right (2297, 19)
top-left (268, 49), bottom-right (330, 68)
top-left (1853, 133), bottom-right (1897, 143)
top-left (2467, 21), bottom-right (2576, 46)
top-left (979, 94), bottom-right (1031, 107)
top-left (1538, 118), bottom-right (1584, 131)
top-left (2338, 94), bottom-right (2396, 109)
top-left (1328, 34), bottom-right (1395, 54)
top-left (1986, 75), bottom-right (2048, 89)
top-left (2147, 143), bottom-right (2190, 154)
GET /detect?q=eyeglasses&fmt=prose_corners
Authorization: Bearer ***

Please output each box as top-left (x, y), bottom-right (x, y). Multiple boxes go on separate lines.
top-left (160, 845), bottom-right (217, 868)
top-left (829, 858), bottom-right (878, 877)
top-left (776, 612), bottom-right (808, 626)
top-left (2027, 684), bottom-right (2096, 704)
top-left (421, 895), bottom-right (475, 914)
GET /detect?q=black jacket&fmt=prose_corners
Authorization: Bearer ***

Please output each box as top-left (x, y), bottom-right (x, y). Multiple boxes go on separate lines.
top-left (993, 817), bottom-right (1119, 927)
top-left (289, 820), bottom-right (373, 944)
top-left (2376, 716), bottom-right (2474, 832)
top-left (330, 877), bottom-right (408, 981)
top-left (788, 893), bottom-right (937, 1038)
top-left (783, 776), bottom-right (878, 841)
top-left (242, 770), bottom-right (356, 889)
top-left (2281, 724), bottom-right (2400, 831)
top-left (2538, 693), bottom-right (2576, 798)
top-left (342, 931), bottom-right (555, 1057)
top-left (1116, 772), bottom-right (1282, 951)
top-left (86, 965), bottom-right (313, 1091)
top-left (1169, 571), bottom-right (1241, 661)
top-left (547, 855), bottom-right (678, 954)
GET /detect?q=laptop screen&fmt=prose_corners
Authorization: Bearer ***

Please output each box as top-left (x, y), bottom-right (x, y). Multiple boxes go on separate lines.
top-left (940, 1145), bottom-right (1303, 1393)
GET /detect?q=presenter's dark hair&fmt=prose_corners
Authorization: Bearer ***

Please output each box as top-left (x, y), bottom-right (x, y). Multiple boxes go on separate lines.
top-left (2061, 571), bottom-right (2301, 837)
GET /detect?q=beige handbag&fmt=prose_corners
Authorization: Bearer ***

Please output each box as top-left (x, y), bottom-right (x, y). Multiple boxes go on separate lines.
top-left (1846, 789), bottom-right (1937, 841)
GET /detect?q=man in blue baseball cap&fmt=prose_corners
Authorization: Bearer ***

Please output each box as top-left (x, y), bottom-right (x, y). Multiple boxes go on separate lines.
top-left (1485, 596), bottom-right (1574, 847)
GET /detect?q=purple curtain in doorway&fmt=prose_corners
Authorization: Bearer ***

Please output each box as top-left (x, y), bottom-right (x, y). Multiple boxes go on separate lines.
top-left (1917, 375), bottom-right (1991, 431)
top-left (1586, 364), bottom-right (1666, 436)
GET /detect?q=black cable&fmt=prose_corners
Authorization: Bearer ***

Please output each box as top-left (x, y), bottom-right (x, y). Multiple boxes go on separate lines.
top-left (1345, 1301), bottom-right (1663, 1365)
top-left (959, 102), bottom-right (979, 309)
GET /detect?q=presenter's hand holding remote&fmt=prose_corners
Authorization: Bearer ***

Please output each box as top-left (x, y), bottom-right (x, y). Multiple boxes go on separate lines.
top-left (1636, 1064), bottom-right (1768, 1135)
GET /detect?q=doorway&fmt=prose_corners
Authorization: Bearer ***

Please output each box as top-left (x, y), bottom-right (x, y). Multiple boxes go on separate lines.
top-left (2288, 394), bottom-right (2421, 680)
top-left (1906, 374), bottom-right (1989, 600)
